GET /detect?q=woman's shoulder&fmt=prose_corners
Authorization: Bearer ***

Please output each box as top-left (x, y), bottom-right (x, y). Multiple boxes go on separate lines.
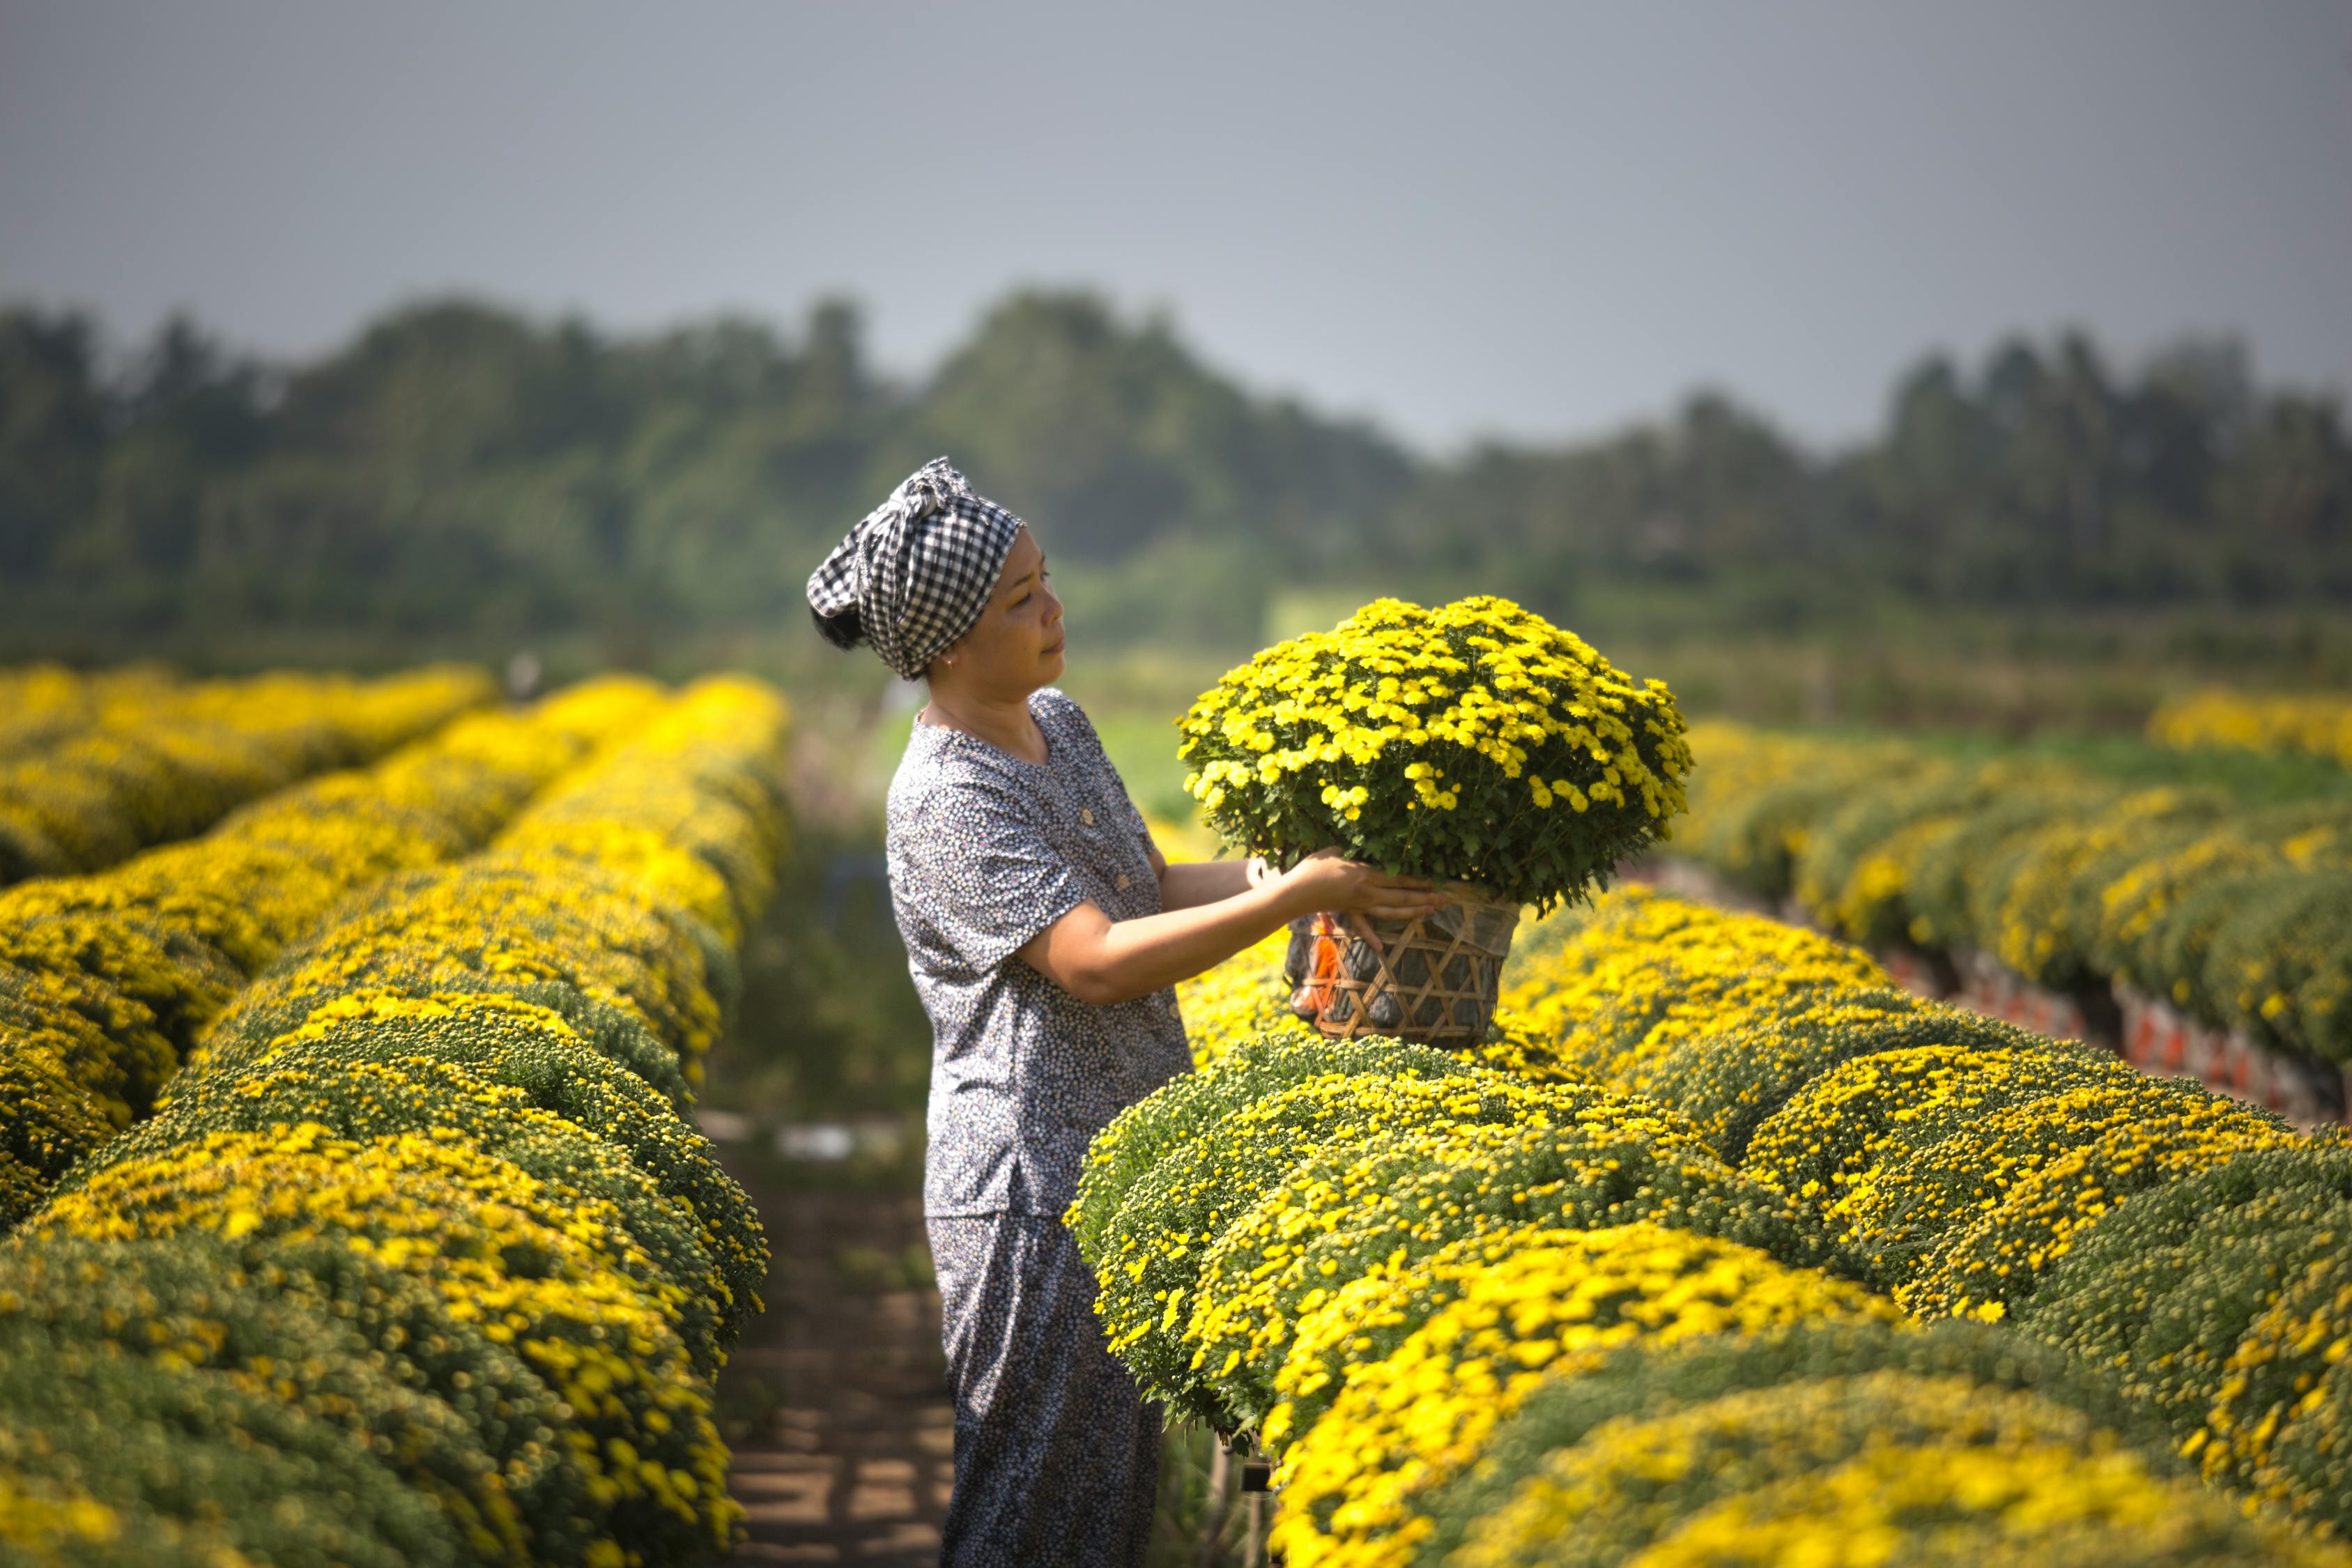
top-left (887, 724), bottom-right (1032, 828)
top-left (1031, 686), bottom-right (1103, 749)
top-left (1030, 685), bottom-right (1082, 725)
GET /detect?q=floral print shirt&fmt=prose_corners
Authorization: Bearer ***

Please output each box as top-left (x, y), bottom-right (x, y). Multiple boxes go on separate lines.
top-left (887, 687), bottom-right (1193, 1217)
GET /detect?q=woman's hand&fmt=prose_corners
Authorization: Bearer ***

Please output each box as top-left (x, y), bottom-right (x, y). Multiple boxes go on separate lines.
top-left (1019, 847), bottom-right (1445, 1007)
top-left (1276, 846), bottom-right (1450, 923)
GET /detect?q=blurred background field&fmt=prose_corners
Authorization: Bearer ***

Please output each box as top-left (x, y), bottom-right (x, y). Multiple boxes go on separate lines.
top-left (10, 276), bottom-right (2352, 1142)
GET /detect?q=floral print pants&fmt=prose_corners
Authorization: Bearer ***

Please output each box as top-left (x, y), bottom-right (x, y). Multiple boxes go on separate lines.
top-left (928, 1213), bottom-right (1160, 1567)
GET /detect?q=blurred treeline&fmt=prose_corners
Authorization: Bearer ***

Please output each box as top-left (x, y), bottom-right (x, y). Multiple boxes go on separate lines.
top-left (3, 289), bottom-right (2347, 677)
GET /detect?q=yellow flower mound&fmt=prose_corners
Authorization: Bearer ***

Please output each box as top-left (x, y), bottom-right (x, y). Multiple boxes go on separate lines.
top-left (1621, 1440), bottom-right (2348, 1568)
top-left (1824, 1081), bottom-right (2285, 1296)
top-left (36, 1125), bottom-right (736, 1551)
top-left (1178, 926), bottom-right (1312, 1072)
top-left (1450, 1370), bottom-right (2333, 1568)
top-left (1263, 1222), bottom-right (1896, 1568)
top-left (1498, 887), bottom-right (1889, 1091)
top-left (1177, 596), bottom-right (1690, 909)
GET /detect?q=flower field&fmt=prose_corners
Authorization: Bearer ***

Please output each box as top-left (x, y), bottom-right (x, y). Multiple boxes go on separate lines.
top-left (1085, 886), bottom-right (2352, 1566)
top-left (1669, 720), bottom-right (2352, 1096)
top-left (2151, 687), bottom-right (2352, 769)
top-left (0, 671), bottom-right (790, 1565)
top-left (0, 663), bottom-right (497, 887)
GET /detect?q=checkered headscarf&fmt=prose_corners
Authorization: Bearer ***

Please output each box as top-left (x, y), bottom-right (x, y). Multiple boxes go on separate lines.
top-left (806, 457), bottom-right (1027, 679)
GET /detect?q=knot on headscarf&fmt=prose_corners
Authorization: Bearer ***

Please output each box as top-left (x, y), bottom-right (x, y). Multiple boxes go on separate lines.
top-left (806, 457), bottom-right (1027, 679)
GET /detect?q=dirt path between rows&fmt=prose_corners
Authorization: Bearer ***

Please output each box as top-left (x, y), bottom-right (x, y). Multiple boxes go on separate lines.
top-left (716, 1165), bottom-right (953, 1565)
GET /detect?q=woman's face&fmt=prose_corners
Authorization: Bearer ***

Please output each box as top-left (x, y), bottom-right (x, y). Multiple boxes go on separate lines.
top-left (930, 525), bottom-right (1064, 695)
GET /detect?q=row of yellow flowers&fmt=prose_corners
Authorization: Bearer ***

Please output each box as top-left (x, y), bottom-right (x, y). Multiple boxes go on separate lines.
top-left (1075, 882), bottom-right (2341, 1566)
top-left (1670, 719), bottom-right (2352, 1066)
top-left (0, 675), bottom-right (788, 1566)
top-left (1495, 887), bottom-right (2352, 1545)
top-left (0, 662), bottom-right (179, 755)
top-left (2150, 686), bottom-right (2352, 770)
top-left (0, 677), bottom-right (667, 1231)
top-left (0, 663), bottom-right (496, 886)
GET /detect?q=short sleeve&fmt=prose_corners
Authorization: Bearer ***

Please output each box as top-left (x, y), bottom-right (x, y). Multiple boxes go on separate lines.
top-left (900, 774), bottom-right (1091, 976)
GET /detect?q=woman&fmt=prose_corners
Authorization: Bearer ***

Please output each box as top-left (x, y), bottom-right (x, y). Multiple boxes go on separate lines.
top-left (807, 458), bottom-right (1444, 1566)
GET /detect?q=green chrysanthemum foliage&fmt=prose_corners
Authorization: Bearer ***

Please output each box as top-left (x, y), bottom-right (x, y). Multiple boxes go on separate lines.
top-left (1066, 1032), bottom-right (1477, 1266)
top-left (1900, 786), bottom-right (2112, 953)
top-left (205, 964), bottom-right (694, 1114)
top-left (1411, 1322), bottom-right (2301, 1568)
top-left (82, 1030), bottom-right (752, 1372)
top-left (1177, 597), bottom-right (1693, 910)
top-left (1092, 1071), bottom-right (1611, 1409)
top-left (0, 960), bottom-right (154, 1128)
top-left (2098, 804), bottom-right (2352, 1034)
top-left (1872, 1080), bottom-right (2292, 1305)
top-left (2090, 829), bottom-right (2286, 1004)
top-left (1905, 1117), bottom-right (2307, 1327)
top-left (1744, 1040), bottom-right (2141, 1213)
top-left (2202, 867), bottom-right (2352, 1065)
top-left (2196, 1227), bottom-right (2352, 1538)
top-left (201, 1231), bottom-right (604, 1568)
top-left (2020, 1139), bottom-right (2352, 1436)
top-left (0, 1233), bottom-right (526, 1566)
top-left (2088, 800), bottom-right (2352, 1033)
top-left (0, 1043), bottom-right (112, 1231)
top-left (2158, 868), bottom-right (2292, 1021)
top-left (1180, 1105), bottom-right (1837, 1431)
top-left (1634, 992), bottom-right (2049, 1165)
top-left (0, 1316), bottom-right (465, 1568)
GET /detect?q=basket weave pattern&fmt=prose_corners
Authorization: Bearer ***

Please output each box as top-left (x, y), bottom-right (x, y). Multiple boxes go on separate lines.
top-left (1282, 886), bottom-right (1520, 1045)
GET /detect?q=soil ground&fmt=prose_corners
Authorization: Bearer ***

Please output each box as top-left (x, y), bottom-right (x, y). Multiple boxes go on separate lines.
top-left (716, 1159), bottom-right (955, 1565)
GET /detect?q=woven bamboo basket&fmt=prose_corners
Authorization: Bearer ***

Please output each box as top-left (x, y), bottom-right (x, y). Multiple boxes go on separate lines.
top-left (1280, 884), bottom-right (1521, 1046)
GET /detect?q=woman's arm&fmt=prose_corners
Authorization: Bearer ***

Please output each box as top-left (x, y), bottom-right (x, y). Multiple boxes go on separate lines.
top-left (1160, 861), bottom-right (1252, 909)
top-left (1017, 849), bottom-right (1445, 1007)
top-left (1149, 833), bottom-right (1252, 912)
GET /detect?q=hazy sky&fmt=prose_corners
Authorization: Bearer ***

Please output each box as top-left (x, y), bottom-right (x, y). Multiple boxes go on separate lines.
top-left (3, 1), bottom-right (2349, 451)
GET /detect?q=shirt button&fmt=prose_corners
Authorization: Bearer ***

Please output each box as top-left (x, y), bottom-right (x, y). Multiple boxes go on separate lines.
top-left (1080, 808), bottom-right (1095, 826)
top-left (1116, 873), bottom-right (1131, 890)
top-left (1166, 1001), bottom-right (1181, 1020)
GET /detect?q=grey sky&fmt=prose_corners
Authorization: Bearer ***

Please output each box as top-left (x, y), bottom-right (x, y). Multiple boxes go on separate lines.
top-left (3, 1), bottom-right (2348, 452)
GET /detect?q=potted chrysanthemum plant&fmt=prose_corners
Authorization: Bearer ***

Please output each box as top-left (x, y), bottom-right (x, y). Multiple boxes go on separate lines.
top-left (1177, 595), bottom-right (1691, 1043)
